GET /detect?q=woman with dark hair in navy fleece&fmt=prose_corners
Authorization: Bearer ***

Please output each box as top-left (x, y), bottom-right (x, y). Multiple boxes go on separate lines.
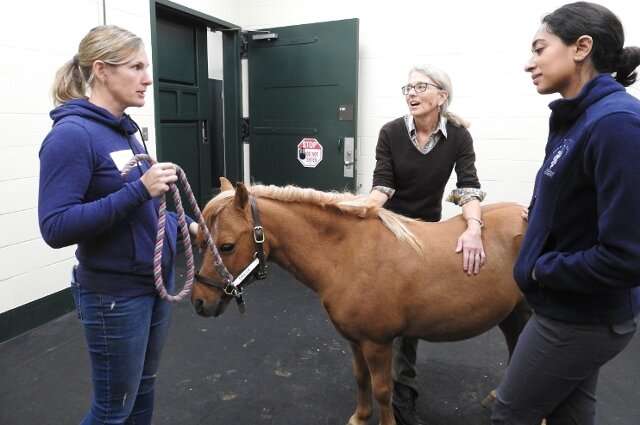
top-left (492, 2), bottom-right (640, 425)
top-left (38, 25), bottom-right (197, 425)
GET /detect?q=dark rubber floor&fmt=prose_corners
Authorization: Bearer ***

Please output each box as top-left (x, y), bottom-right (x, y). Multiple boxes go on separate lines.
top-left (1, 264), bottom-right (638, 424)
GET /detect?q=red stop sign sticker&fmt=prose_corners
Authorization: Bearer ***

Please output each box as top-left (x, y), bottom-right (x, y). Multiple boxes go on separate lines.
top-left (297, 138), bottom-right (323, 168)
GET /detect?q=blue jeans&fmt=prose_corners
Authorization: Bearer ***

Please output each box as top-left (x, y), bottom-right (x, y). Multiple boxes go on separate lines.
top-left (70, 273), bottom-right (171, 425)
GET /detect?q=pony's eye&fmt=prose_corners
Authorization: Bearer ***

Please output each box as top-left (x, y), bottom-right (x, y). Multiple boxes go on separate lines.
top-left (219, 243), bottom-right (235, 253)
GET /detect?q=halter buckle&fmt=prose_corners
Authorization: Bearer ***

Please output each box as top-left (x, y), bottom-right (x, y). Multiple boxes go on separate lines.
top-left (224, 284), bottom-right (240, 296)
top-left (253, 225), bottom-right (265, 243)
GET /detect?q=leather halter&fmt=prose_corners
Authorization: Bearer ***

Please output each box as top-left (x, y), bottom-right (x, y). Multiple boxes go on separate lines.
top-left (195, 196), bottom-right (268, 312)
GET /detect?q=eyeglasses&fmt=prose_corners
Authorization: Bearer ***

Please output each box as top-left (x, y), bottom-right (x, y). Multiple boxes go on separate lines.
top-left (401, 82), bottom-right (442, 95)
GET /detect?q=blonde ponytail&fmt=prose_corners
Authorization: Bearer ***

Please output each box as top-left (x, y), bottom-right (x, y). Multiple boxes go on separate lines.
top-left (50, 25), bottom-right (143, 106)
top-left (51, 56), bottom-right (88, 106)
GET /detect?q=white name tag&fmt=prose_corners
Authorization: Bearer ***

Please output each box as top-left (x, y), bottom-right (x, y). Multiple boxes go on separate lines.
top-left (110, 149), bottom-right (137, 172)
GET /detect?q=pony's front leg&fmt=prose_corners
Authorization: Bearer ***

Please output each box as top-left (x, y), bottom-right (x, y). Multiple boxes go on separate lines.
top-left (361, 341), bottom-right (395, 425)
top-left (347, 342), bottom-right (373, 425)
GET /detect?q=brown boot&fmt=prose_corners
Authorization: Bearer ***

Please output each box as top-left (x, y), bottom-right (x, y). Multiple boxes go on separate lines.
top-left (392, 382), bottom-right (427, 425)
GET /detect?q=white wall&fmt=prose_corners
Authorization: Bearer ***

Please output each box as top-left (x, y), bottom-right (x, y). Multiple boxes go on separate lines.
top-left (235, 0), bottom-right (640, 218)
top-left (0, 1), bottom-right (103, 314)
top-left (207, 30), bottom-right (224, 80)
top-left (0, 0), bottom-right (239, 314)
top-left (1, 0), bottom-right (639, 314)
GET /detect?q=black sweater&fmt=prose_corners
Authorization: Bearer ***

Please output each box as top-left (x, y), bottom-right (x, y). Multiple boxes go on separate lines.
top-left (372, 117), bottom-right (481, 221)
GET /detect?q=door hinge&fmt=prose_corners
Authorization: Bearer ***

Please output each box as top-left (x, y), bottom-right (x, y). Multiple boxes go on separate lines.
top-left (240, 31), bottom-right (249, 59)
top-left (241, 118), bottom-right (250, 143)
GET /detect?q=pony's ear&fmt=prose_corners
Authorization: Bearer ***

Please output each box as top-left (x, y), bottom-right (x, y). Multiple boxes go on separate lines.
top-left (234, 182), bottom-right (249, 210)
top-left (219, 176), bottom-right (234, 192)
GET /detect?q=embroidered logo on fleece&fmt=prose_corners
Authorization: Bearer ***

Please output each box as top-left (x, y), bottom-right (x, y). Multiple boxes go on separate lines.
top-left (544, 141), bottom-right (571, 178)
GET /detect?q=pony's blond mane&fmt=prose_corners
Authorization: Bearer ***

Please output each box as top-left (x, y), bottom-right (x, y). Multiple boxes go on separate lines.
top-left (205, 184), bottom-right (423, 254)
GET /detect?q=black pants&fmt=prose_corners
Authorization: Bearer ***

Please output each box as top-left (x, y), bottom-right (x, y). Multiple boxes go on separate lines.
top-left (392, 336), bottom-right (419, 394)
top-left (491, 313), bottom-right (636, 425)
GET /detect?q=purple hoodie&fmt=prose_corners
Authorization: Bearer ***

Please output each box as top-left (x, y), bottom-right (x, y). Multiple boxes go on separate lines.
top-left (39, 99), bottom-right (178, 296)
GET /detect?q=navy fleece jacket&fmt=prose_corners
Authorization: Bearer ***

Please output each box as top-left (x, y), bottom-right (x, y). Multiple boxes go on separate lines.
top-left (39, 99), bottom-right (179, 296)
top-left (514, 75), bottom-right (640, 324)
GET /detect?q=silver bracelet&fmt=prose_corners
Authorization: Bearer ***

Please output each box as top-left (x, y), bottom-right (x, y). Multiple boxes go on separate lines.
top-left (466, 217), bottom-right (484, 228)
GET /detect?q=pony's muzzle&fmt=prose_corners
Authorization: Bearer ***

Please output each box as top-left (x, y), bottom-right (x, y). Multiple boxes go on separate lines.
top-left (193, 297), bottom-right (227, 317)
top-left (193, 298), bottom-right (206, 315)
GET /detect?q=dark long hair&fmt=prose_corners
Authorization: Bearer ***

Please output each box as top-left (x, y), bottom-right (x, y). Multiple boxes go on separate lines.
top-left (542, 2), bottom-right (640, 86)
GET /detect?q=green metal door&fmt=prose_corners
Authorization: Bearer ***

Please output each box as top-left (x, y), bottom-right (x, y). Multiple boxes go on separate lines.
top-left (154, 8), bottom-right (211, 206)
top-left (248, 19), bottom-right (359, 192)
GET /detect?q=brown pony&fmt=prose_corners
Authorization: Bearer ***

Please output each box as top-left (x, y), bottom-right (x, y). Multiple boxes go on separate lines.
top-left (192, 178), bottom-right (530, 425)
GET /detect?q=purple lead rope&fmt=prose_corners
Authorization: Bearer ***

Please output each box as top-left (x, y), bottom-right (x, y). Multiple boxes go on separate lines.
top-left (121, 154), bottom-right (234, 302)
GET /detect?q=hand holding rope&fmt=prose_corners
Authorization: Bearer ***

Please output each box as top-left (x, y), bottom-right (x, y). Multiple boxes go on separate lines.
top-left (121, 154), bottom-right (233, 302)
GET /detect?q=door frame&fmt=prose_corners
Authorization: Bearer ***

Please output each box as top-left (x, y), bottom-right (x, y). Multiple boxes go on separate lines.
top-left (149, 0), bottom-right (244, 182)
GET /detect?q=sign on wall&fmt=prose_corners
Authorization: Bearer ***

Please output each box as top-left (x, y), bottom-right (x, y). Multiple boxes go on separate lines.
top-left (297, 138), bottom-right (323, 168)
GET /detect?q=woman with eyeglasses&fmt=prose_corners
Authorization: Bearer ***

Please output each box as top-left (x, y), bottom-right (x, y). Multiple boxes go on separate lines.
top-left (367, 65), bottom-right (485, 425)
top-left (492, 2), bottom-right (640, 424)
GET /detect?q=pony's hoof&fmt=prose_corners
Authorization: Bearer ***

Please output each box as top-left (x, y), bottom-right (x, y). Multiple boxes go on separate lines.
top-left (347, 413), bottom-right (368, 425)
top-left (481, 389), bottom-right (497, 408)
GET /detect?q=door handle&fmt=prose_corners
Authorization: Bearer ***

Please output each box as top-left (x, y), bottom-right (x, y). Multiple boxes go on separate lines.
top-left (201, 121), bottom-right (208, 145)
top-left (342, 137), bottom-right (355, 178)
